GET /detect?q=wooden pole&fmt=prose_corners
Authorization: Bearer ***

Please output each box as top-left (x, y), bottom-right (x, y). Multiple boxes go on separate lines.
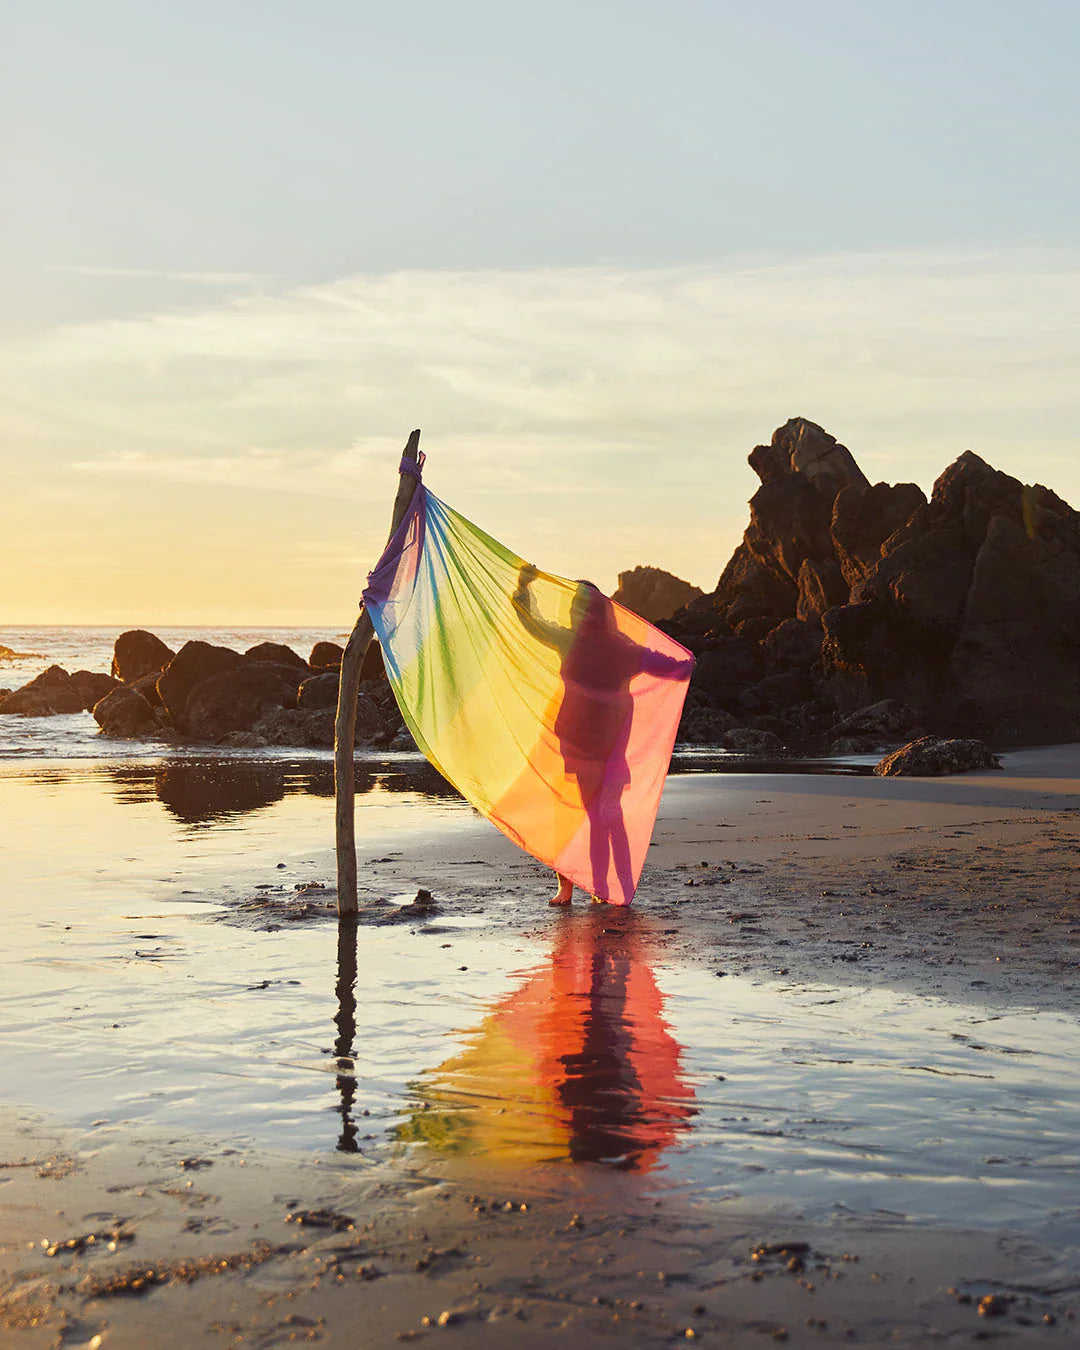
top-left (334, 429), bottom-right (421, 915)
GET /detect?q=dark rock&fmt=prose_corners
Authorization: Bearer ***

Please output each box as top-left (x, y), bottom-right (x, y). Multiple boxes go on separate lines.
top-left (389, 724), bottom-right (417, 751)
top-left (217, 730), bottom-right (269, 748)
top-left (298, 671), bottom-right (340, 710)
top-left (795, 558), bottom-right (846, 622)
top-left (360, 641), bottom-right (386, 681)
top-left (733, 615), bottom-right (784, 643)
top-left (612, 566), bottom-right (703, 622)
top-left (254, 708), bottom-right (334, 747)
top-left (130, 671), bottom-right (164, 707)
top-left (245, 642), bottom-right (309, 673)
top-left (0, 666), bottom-right (85, 716)
top-left (722, 727), bottom-right (783, 753)
top-left (92, 685), bottom-right (160, 738)
top-left (309, 641), bottom-right (345, 669)
top-left (254, 692), bottom-right (387, 747)
top-left (69, 670), bottom-right (121, 710)
top-left (743, 670), bottom-right (812, 711)
top-left (874, 736), bottom-right (1002, 777)
top-left (827, 699), bottom-right (925, 755)
top-left (183, 664), bottom-right (299, 742)
top-left (692, 639), bottom-right (764, 705)
top-left (760, 618), bottom-right (822, 671)
top-left (831, 481), bottom-right (926, 588)
top-left (825, 451), bottom-right (1080, 743)
top-left (677, 705), bottom-right (740, 744)
top-left (111, 630), bottom-right (176, 682)
top-left (157, 641), bottom-right (243, 721)
top-left (711, 543), bottom-right (797, 629)
top-left (354, 693), bottom-right (390, 744)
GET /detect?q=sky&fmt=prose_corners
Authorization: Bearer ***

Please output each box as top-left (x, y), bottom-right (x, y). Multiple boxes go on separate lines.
top-left (2, 0), bottom-right (1078, 625)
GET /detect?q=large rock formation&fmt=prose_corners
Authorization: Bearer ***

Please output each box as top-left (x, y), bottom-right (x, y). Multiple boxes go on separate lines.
top-left (665, 417), bottom-right (1080, 749)
top-left (612, 566), bottom-right (702, 622)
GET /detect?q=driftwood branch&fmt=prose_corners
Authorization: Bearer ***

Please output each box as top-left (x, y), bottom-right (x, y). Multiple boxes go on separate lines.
top-left (334, 429), bottom-right (421, 915)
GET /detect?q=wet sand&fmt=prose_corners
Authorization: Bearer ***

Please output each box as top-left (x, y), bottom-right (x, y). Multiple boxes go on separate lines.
top-left (2, 746), bottom-right (1079, 1347)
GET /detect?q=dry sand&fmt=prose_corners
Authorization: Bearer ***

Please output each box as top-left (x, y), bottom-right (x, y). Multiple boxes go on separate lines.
top-left (2, 745), bottom-right (1078, 1348)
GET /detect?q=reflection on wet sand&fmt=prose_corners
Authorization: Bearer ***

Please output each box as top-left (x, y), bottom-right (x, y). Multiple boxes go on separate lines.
top-left (393, 909), bottom-right (696, 1172)
top-left (334, 919), bottom-right (361, 1153)
top-left (96, 756), bottom-right (460, 824)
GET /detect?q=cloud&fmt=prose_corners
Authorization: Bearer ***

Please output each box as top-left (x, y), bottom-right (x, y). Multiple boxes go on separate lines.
top-left (45, 265), bottom-right (275, 285)
top-left (4, 247), bottom-right (1079, 596)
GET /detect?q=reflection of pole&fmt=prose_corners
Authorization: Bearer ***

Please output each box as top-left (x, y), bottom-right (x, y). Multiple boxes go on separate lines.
top-left (334, 917), bottom-right (360, 1153)
top-left (334, 430), bottom-right (422, 915)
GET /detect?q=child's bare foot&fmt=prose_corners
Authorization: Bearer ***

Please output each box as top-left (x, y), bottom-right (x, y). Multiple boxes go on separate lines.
top-left (550, 874), bottom-right (573, 906)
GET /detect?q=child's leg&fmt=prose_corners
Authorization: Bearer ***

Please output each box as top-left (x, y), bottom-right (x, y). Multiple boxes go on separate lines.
top-left (550, 872), bottom-right (574, 905)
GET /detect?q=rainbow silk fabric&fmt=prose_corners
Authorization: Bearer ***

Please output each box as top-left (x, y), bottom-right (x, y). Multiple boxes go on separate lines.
top-left (362, 463), bottom-right (694, 905)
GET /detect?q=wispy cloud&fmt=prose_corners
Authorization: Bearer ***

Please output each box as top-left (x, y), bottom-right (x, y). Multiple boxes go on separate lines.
top-left (45, 264), bottom-right (275, 285)
top-left (4, 248), bottom-right (1079, 600)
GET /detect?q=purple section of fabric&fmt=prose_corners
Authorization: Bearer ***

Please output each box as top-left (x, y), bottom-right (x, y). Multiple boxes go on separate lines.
top-left (398, 452), bottom-right (426, 481)
top-left (363, 486), bottom-right (427, 612)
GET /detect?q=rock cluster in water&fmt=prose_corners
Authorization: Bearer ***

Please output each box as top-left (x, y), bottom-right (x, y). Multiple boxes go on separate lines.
top-left (660, 417), bottom-right (1080, 754)
top-left (0, 632), bottom-right (413, 749)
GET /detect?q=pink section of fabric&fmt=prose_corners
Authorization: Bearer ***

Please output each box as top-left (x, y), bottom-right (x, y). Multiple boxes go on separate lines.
top-left (547, 616), bottom-right (693, 904)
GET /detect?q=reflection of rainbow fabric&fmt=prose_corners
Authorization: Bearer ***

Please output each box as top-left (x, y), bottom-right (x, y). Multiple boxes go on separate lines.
top-left (363, 465), bottom-right (693, 904)
top-left (399, 915), bottom-right (696, 1171)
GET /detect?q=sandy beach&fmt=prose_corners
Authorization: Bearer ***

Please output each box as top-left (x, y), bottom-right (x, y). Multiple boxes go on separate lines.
top-left (2, 745), bottom-right (1079, 1347)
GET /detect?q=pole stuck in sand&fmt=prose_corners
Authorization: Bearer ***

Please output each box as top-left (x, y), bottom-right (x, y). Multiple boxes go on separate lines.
top-left (334, 429), bottom-right (422, 916)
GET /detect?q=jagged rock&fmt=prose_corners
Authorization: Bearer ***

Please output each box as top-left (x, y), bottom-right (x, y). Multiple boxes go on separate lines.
top-left (711, 544), bottom-right (797, 629)
top-left (309, 641), bottom-right (345, 669)
top-left (677, 705), bottom-right (740, 744)
top-left (70, 670), bottom-right (120, 709)
top-left (750, 417), bottom-right (869, 497)
top-left (245, 641), bottom-right (309, 672)
top-left (111, 630), bottom-right (176, 682)
top-left (389, 724), bottom-right (418, 751)
top-left (796, 558), bottom-right (846, 622)
top-left (183, 663), bottom-right (299, 742)
top-left (0, 666), bottom-right (85, 715)
top-left (874, 736), bottom-right (1002, 777)
top-left (612, 566), bottom-right (703, 622)
top-left (298, 671), bottom-right (340, 710)
top-left (831, 481), bottom-right (926, 588)
top-left (92, 685), bottom-right (160, 737)
top-left (157, 641), bottom-right (243, 721)
top-left (825, 451), bottom-right (1080, 742)
top-left (722, 727), bottom-right (783, 753)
